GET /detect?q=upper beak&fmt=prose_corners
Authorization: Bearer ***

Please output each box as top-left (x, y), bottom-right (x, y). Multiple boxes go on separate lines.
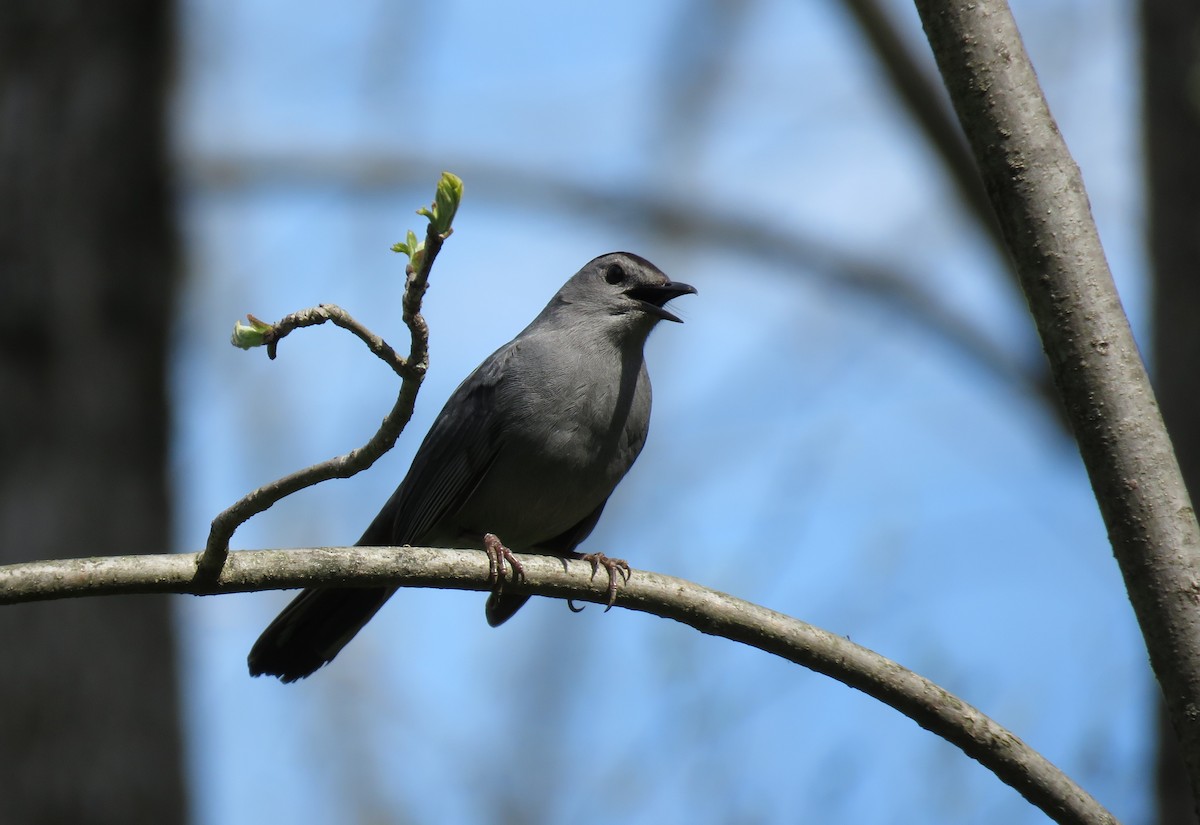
top-left (626, 281), bottom-right (697, 323)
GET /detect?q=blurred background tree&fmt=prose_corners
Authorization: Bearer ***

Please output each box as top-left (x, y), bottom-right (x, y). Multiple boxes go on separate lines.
top-left (1143, 0), bottom-right (1200, 820)
top-left (0, 2), bottom-right (185, 823)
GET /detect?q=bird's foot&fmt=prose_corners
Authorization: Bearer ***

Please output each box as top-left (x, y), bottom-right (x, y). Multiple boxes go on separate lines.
top-left (575, 552), bottom-right (631, 612)
top-left (483, 533), bottom-right (525, 593)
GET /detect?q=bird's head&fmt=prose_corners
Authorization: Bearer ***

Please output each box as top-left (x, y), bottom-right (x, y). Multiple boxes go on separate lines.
top-left (554, 252), bottom-right (697, 331)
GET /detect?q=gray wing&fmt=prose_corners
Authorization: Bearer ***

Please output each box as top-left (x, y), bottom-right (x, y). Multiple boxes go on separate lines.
top-left (357, 342), bottom-right (516, 547)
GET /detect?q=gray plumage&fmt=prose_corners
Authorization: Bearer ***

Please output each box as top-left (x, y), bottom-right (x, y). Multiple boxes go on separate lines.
top-left (248, 252), bottom-right (695, 682)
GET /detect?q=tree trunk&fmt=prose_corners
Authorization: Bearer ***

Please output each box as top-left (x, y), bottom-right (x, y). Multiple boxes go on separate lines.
top-left (1144, 0), bottom-right (1200, 820)
top-left (0, 2), bottom-right (186, 822)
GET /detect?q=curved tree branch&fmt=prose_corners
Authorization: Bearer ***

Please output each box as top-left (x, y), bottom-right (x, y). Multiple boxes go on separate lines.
top-left (0, 547), bottom-right (1115, 825)
top-left (914, 0), bottom-right (1200, 809)
top-left (196, 172), bottom-right (461, 579)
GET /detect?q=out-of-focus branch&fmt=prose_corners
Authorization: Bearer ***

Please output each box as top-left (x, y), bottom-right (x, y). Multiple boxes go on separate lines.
top-left (840, 0), bottom-right (1010, 269)
top-left (651, 0), bottom-right (754, 184)
top-left (914, 0), bottom-right (1200, 810)
top-left (184, 153), bottom-right (1055, 409)
top-left (1143, 0), bottom-right (1200, 816)
top-left (195, 172), bottom-right (462, 580)
top-left (0, 546), bottom-right (1116, 825)
top-left (839, 0), bottom-right (1071, 426)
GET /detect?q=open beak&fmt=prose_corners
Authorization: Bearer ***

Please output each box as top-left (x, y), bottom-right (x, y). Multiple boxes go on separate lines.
top-left (626, 281), bottom-right (697, 323)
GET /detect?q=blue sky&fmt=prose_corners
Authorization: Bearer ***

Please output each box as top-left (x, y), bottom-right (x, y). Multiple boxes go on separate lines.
top-left (170, 1), bottom-right (1151, 822)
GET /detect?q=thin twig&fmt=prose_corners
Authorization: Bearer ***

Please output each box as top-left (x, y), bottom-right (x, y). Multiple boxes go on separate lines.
top-left (259, 304), bottom-right (415, 378)
top-left (196, 218), bottom-right (448, 581)
top-left (0, 546), bottom-right (1116, 825)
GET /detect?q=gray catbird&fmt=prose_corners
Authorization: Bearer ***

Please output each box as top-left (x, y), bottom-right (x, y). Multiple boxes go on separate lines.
top-left (248, 251), bottom-right (695, 682)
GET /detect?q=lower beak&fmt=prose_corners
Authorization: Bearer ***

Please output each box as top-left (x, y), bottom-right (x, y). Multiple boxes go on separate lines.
top-left (628, 281), bottom-right (697, 323)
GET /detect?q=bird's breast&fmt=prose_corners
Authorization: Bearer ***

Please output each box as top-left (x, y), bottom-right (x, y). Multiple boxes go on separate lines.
top-left (449, 343), bottom-right (651, 548)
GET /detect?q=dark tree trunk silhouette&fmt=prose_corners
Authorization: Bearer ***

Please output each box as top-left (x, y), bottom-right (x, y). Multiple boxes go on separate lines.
top-left (0, 2), bottom-right (186, 822)
top-left (1144, 0), bottom-right (1200, 820)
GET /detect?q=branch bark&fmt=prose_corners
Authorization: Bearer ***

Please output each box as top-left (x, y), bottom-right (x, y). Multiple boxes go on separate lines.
top-left (914, 0), bottom-right (1200, 811)
top-left (0, 546), bottom-right (1116, 825)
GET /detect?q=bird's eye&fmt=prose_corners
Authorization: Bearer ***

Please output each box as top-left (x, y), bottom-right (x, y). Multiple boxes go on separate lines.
top-left (604, 264), bottom-right (626, 285)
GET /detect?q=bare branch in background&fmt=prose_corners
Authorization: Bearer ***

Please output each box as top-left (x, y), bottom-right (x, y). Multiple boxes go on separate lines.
top-left (183, 153), bottom-right (1055, 410)
top-left (840, 0), bottom-right (1011, 270)
top-left (651, 0), bottom-right (754, 185)
top-left (838, 0), bottom-right (1075, 427)
top-left (1142, 0), bottom-right (1200, 815)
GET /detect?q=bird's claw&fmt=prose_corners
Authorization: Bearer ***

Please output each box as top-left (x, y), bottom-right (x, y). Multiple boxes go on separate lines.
top-left (577, 552), bottom-right (631, 612)
top-left (483, 533), bottom-right (525, 594)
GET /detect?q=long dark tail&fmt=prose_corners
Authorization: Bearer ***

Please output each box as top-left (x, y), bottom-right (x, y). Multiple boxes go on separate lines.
top-left (484, 593), bottom-right (530, 627)
top-left (248, 586), bottom-right (397, 682)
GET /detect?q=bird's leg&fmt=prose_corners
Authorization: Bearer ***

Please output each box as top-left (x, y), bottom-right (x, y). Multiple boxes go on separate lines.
top-left (574, 552), bottom-right (631, 612)
top-left (483, 533), bottom-right (525, 592)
